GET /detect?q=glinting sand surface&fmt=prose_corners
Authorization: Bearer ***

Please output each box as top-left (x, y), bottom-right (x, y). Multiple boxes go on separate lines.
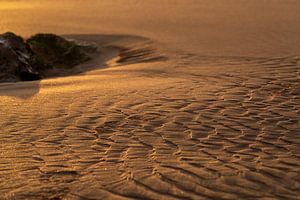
top-left (1, 1), bottom-right (300, 199)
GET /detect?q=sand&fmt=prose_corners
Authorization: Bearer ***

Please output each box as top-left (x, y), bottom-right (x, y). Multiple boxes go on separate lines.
top-left (1, 1), bottom-right (300, 199)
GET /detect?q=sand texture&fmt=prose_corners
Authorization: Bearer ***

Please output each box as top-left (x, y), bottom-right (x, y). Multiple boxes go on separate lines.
top-left (1, 0), bottom-right (300, 199)
top-left (0, 34), bottom-right (300, 199)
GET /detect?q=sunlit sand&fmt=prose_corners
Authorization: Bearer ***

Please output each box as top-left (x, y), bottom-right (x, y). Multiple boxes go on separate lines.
top-left (0, 1), bottom-right (300, 199)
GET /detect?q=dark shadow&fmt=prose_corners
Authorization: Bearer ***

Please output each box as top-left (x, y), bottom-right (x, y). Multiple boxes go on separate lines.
top-left (0, 80), bottom-right (41, 99)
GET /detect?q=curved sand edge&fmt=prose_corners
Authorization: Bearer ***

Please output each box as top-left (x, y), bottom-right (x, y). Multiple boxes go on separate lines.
top-left (55, 34), bottom-right (167, 76)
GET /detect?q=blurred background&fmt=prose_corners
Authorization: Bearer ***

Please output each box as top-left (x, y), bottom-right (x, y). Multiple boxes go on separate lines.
top-left (0, 0), bottom-right (300, 56)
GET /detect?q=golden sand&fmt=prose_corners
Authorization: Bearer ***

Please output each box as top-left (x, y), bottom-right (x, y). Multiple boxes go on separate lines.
top-left (0, 1), bottom-right (300, 199)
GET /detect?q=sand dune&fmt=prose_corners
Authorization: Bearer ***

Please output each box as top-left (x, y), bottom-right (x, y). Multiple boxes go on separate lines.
top-left (0, 34), bottom-right (300, 199)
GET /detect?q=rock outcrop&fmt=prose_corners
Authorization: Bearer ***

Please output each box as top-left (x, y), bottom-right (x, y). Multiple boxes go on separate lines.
top-left (0, 32), bottom-right (98, 82)
top-left (0, 32), bottom-right (40, 82)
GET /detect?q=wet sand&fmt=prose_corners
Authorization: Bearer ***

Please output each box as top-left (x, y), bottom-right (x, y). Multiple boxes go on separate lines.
top-left (1, 1), bottom-right (300, 199)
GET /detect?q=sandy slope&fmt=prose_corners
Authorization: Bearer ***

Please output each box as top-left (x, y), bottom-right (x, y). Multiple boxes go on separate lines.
top-left (0, 34), bottom-right (300, 199)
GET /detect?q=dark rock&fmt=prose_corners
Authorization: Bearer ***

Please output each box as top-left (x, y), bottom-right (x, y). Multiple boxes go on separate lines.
top-left (0, 32), bottom-right (98, 82)
top-left (27, 33), bottom-right (95, 69)
top-left (0, 32), bottom-right (40, 82)
top-left (19, 65), bottom-right (40, 81)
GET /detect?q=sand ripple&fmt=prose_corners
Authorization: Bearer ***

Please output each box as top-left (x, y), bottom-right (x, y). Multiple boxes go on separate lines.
top-left (0, 36), bottom-right (300, 199)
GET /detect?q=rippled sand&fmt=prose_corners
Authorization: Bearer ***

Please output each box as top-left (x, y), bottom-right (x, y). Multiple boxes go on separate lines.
top-left (0, 34), bottom-right (299, 199)
top-left (1, 1), bottom-right (300, 199)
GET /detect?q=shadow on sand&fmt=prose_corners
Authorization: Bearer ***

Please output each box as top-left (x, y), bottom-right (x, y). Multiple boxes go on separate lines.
top-left (0, 80), bottom-right (41, 99)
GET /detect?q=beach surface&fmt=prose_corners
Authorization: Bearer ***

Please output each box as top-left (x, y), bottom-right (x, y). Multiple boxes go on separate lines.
top-left (1, 1), bottom-right (300, 199)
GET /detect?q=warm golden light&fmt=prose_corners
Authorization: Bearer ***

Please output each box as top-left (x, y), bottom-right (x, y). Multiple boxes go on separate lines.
top-left (0, 2), bottom-right (35, 10)
top-left (0, 1), bottom-right (300, 199)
